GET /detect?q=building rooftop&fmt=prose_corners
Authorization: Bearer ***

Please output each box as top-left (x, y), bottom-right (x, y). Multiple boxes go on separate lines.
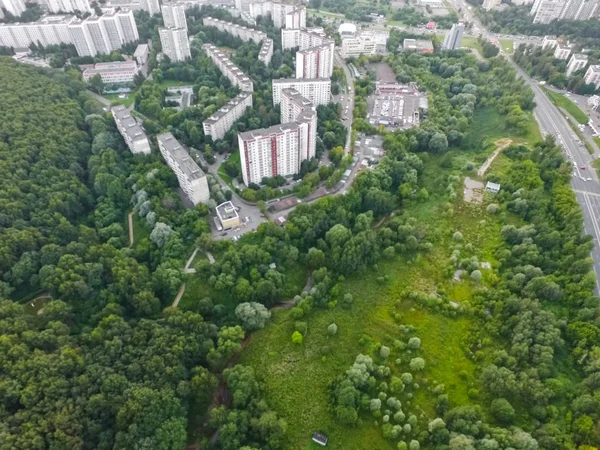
top-left (157, 133), bottom-right (207, 181)
top-left (588, 65), bottom-right (600, 73)
top-left (282, 88), bottom-right (313, 109)
top-left (259, 38), bottom-right (273, 57)
top-left (134, 44), bottom-right (149, 57)
top-left (338, 22), bottom-right (357, 35)
top-left (273, 77), bottom-right (331, 85)
top-left (571, 53), bottom-right (589, 61)
top-left (216, 201), bottom-right (239, 220)
top-left (402, 39), bottom-right (434, 52)
top-left (112, 105), bottom-right (147, 142)
top-left (238, 121), bottom-right (300, 140)
top-left (94, 61), bottom-right (138, 69)
top-left (204, 92), bottom-right (253, 124)
top-left (203, 44), bottom-right (252, 85)
top-left (557, 42), bottom-right (571, 50)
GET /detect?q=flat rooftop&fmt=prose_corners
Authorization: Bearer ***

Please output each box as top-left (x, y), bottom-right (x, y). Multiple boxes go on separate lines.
top-left (157, 133), bottom-right (207, 181)
top-left (239, 121), bottom-right (299, 140)
top-left (282, 88), bottom-right (313, 109)
top-left (203, 44), bottom-right (252, 84)
top-left (217, 201), bottom-right (239, 220)
top-left (134, 44), bottom-right (149, 57)
top-left (112, 105), bottom-right (147, 142)
top-left (273, 77), bottom-right (330, 85)
top-left (259, 39), bottom-right (273, 57)
top-left (402, 39), bottom-right (433, 51)
top-left (204, 92), bottom-right (252, 124)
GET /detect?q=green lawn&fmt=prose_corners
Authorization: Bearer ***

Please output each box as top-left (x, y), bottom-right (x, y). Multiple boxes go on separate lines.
top-left (499, 39), bottom-right (513, 54)
top-left (156, 79), bottom-right (194, 89)
top-left (460, 37), bottom-right (484, 56)
top-left (104, 92), bottom-right (136, 107)
top-left (594, 137), bottom-right (600, 148)
top-left (217, 151), bottom-right (241, 187)
top-left (307, 8), bottom-right (346, 18)
top-left (543, 88), bottom-right (589, 125)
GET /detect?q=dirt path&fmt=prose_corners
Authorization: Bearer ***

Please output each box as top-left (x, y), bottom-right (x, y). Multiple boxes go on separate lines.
top-left (128, 212), bottom-right (135, 247)
top-left (477, 138), bottom-right (513, 177)
top-left (172, 283), bottom-right (186, 307)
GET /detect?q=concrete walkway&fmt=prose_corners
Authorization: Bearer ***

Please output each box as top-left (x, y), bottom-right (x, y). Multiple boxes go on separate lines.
top-left (128, 212), bottom-right (135, 247)
top-left (86, 90), bottom-right (111, 106)
top-left (184, 247), bottom-right (199, 274)
top-left (477, 138), bottom-right (513, 177)
top-left (172, 283), bottom-right (186, 308)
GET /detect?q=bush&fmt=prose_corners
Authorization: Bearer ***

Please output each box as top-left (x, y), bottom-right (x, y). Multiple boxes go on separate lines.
top-left (292, 331), bottom-right (303, 344)
top-left (401, 373), bottom-right (413, 384)
top-left (452, 231), bottom-right (463, 242)
top-left (380, 346), bottom-right (390, 358)
top-left (407, 337), bottom-right (421, 350)
top-left (491, 398), bottom-right (515, 424)
top-left (470, 270), bottom-right (482, 282)
top-left (409, 357), bottom-right (425, 371)
top-left (409, 440), bottom-right (420, 450)
top-left (295, 321), bottom-right (307, 335)
top-left (341, 293), bottom-right (353, 309)
top-left (486, 203), bottom-right (499, 214)
top-left (328, 323), bottom-right (338, 336)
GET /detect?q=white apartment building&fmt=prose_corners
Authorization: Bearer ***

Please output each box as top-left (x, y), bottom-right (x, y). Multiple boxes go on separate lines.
top-left (202, 16), bottom-right (267, 44)
top-left (281, 87), bottom-right (316, 160)
top-left (340, 34), bottom-right (377, 58)
top-left (441, 23), bottom-right (464, 50)
top-left (159, 27), bottom-right (190, 61)
top-left (240, 10), bottom-right (256, 25)
top-left (45, 0), bottom-right (91, 13)
top-left (141, 0), bottom-right (161, 15)
top-left (553, 42), bottom-right (571, 59)
top-left (285, 6), bottom-right (306, 29)
top-left (203, 92), bottom-right (253, 141)
top-left (259, 38), bottom-right (273, 65)
top-left (134, 43), bottom-right (149, 64)
top-left (272, 78), bottom-right (330, 105)
top-left (542, 35), bottom-right (558, 50)
top-left (116, 9), bottom-right (139, 42)
top-left (112, 105), bottom-right (151, 155)
top-left (584, 65), bottom-right (600, 88)
top-left (482, 0), bottom-right (501, 10)
top-left (66, 10), bottom-right (138, 56)
top-left (162, 3), bottom-right (187, 31)
top-left (85, 16), bottom-right (111, 54)
top-left (157, 133), bottom-right (211, 205)
top-left (83, 61), bottom-right (139, 84)
top-left (566, 53), bottom-right (588, 76)
top-left (0, 14), bottom-right (73, 48)
top-left (0, 0), bottom-right (26, 16)
top-left (296, 43), bottom-right (334, 79)
top-left (560, 0), bottom-right (600, 20)
top-left (531, 0), bottom-right (566, 23)
top-left (202, 44), bottom-right (253, 91)
top-left (281, 27), bottom-right (327, 50)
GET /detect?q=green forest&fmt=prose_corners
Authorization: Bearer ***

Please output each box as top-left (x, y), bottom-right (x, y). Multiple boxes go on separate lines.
top-left (2, 2), bottom-right (600, 446)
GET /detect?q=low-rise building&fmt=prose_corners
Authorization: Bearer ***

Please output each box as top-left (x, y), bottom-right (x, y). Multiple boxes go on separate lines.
top-left (216, 201), bottom-right (240, 229)
top-left (157, 133), bottom-right (210, 205)
top-left (401, 38), bottom-right (434, 53)
top-left (111, 105), bottom-right (151, 155)
top-left (340, 33), bottom-right (378, 58)
top-left (553, 42), bottom-right (572, 60)
top-left (542, 35), bottom-right (558, 50)
top-left (203, 92), bottom-right (253, 141)
top-left (584, 65), bottom-right (600, 88)
top-left (203, 44), bottom-right (254, 92)
top-left (258, 38), bottom-right (273, 65)
top-left (82, 61), bottom-right (138, 84)
top-left (566, 53), bottom-right (588, 76)
top-left (272, 78), bottom-right (330, 106)
top-left (134, 43), bottom-right (149, 65)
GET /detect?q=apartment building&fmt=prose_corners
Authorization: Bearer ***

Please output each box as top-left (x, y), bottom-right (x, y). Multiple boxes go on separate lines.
top-left (285, 6), bottom-right (306, 29)
top-left (296, 42), bottom-right (334, 79)
top-left (281, 27), bottom-right (327, 50)
top-left (45, 0), bottom-right (91, 13)
top-left (247, 1), bottom-right (303, 28)
top-left (69, 9), bottom-right (138, 56)
top-left (441, 23), bottom-right (464, 50)
top-left (566, 53), bottom-right (588, 76)
top-left (82, 60), bottom-right (139, 84)
top-left (162, 3), bottom-right (187, 31)
top-left (116, 9), bottom-right (139, 42)
top-left (482, 0), bottom-right (501, 10)
top-left (157, 133), bottom-right (211, 205)
top-left (202, 44), bottom-right (253, 91)
top-left (531, 0), bottom-right (567, 23)
top-left (0, 14), bottom-right (73, 49)
top-left (281, 87), bottom-right (316, 160)
top-left (202, 16), bottom-right (267, 44)
top-left (240, 10), bottom-right (256, 25)
top-left (134, 43), bottom-right (149, 64)
top-left (559, 0), bottom-right (599, 20)
top-left (584, 65), bottom-right (600, 88)
top-left (553, 42), bottom-right (571, 59)
top-left (141, 0), bottom-right (161, 15)
top-left (159, 27), bottom-right (190, 61)
top-left (542, 35), bottom-right (558, 50)
top-left (0, 0), bottom-right (25, 16)
top-left (340, 33), bottom-right (377, 58)
top-left (203, 92), bottom-right (253, 141)
top-left (111, 105), bottom-right (151, 155)
top-left (259, 38), bottom-right (273, 65)
top-left (272, 78), bottom-right (330, 105)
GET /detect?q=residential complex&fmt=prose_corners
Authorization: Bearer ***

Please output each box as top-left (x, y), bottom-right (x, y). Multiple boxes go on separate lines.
top-left (402, 39), bottom-right (434, 53)
top-left (141, 0), bottom-right (161, 15)
top-left (159, 27), bottom-right (191, 61)
top-left (45, 0), bottom-right (92, 13)
top-left (238, 89), bottom-right (316, 185)
top-left (202, 16), bottom-right (268, 44)
top-left (82, 60), bottom-right (139, 84)
top-left (553, 42), bottom-right (572, 59)
top-left (559, 0), bottom-right (600, 20)
top-left (157, 133), bottom-right (211, 205)
top-left (203, 92), bottom-right (253, 141)
top-left (272, 78), bottom-right (330, 106)
top-left (0, 10), bottom-right (138, 56)
top-left (296, 43), bottom-right (334, 79)
top-left (281, 27), bottom-right (328, 50)
top-left (542, 35), bottom-right (558, 50)
top-left (584, 65), bottom-right (600, 88)
top-left (531, 0), bottom-right (567, 23)
top-left (566, 53), bottom-right (588, 76)
top-left (259, 38), bottom-right (273, 65)
top-left (285, 6), bottom-right (306, 29)
top-left (340, 33), bottom-right (378, 58)
top-left (111, 105), bottom-right (151, 155)
top-left (441, 23), bottom-right (464, 50)
top-left (0, 0), bottom-right (25, 16)
top-left (162, 3), bottom-right (188, 31)
top-left (203, 44), bottom-right (253, 91)
top-left (247, 1), bottom-right (305, 29)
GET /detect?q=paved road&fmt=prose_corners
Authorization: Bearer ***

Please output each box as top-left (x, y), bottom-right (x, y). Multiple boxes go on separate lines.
top-left (448, 0), bottom-right (600, 293)
top-left (334, 50), bottom-right (355, 155)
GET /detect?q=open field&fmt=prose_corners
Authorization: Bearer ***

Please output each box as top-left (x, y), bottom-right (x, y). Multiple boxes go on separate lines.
top-left (460, 37), bottom-right (484, 55)
top-left (499, 39), bottom-right (513, 53)
top-left (104, 92), bottom-right (136, 107)
top-left (543, 88), bottom-right (589, 125)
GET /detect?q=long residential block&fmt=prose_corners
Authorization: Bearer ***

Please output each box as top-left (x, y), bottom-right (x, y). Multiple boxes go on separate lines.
top-left (258, 38), bottom-right (273, 65)
top-left (247, 1), bottom-right (305, 28)
top-left (203, 92), bottom-right (253, 141)
top-left (157, 133), bottom-right (210, 205)
top-left (272, 78), bottom-right (330, 105)
top-left (203, 44), bottom-right (254, 92)
top-left (202, 16), bottom-right (267, 44)
top-left (111, 105), bottom-right (151, 155)
top-left (83, 60), bottom-right (139, 84)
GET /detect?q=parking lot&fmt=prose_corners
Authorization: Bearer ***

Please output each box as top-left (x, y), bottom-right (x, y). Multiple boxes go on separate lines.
top-left (212, 200), bottom-right (268, 241)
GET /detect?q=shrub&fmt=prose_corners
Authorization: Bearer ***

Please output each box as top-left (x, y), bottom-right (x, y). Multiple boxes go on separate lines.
top-left (452, 231), bottom-right (463, 242)
top-left (295, 321), bottom-right (307, 335)
top-left (342, 293), bottom-right (353, 309)
top-left (398, 442), bottom-right (407, 450)
top-left (328, 323), bottom-right (338, 336)
top-left (292, 331), bottom-right (303, 344)
top-left (409, 440), bottom-right (420, 450)
top-left (380, 346), bottom-right (390, 358)
top-left (487, 203), bottom-right (499, 214)
top-left (409, 358), bottom-right (425, 371)
top-left (471, 270), bottom-right (482, 282)
top-left (407, 337), bottom-right (421, 350)
top-left (370, 398), bottom-right (382, 411)
top-left (401, 373), bottom-right (413, 384)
